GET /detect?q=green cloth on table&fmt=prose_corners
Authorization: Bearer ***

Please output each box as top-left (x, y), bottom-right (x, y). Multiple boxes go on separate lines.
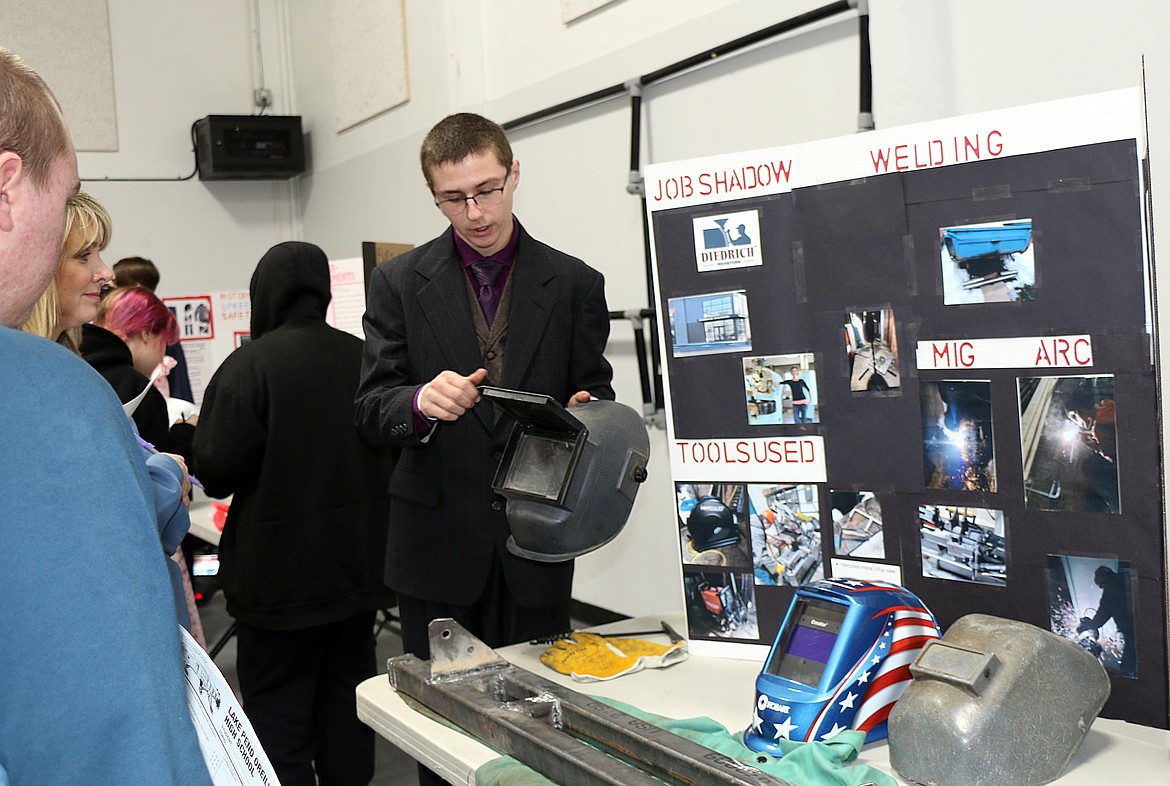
top-left (474, 696), bottom-right (896, 786)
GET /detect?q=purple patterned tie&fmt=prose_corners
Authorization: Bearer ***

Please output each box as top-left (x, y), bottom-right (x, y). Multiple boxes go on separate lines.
top-left (470, 258), bottom-right (505, 326)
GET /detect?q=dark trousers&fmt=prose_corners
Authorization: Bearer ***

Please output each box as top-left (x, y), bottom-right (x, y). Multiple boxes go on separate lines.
top-left (397, 557), bottom-right (571, 785)
top-left (235, 612), bottom-right (377, 786)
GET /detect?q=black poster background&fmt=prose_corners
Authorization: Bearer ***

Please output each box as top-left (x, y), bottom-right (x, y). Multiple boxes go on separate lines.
top-left (653, 140), bottom-right (1168, 727)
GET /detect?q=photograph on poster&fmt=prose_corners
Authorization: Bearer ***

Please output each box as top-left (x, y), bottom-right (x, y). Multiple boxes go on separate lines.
top-left (165, 296), bottom-right (214, 340)
top-left (919, 504), bottom-right (1007, 586)
top-left (921, 379), bottom-right (997, 492)
top-left (940, 219), bottom-right (1036, 304)
top-left (742, 353), bottom-right (818, 425)
top-left (1019, 375), bottom-right (1119, 514)
top-left (830, 490), bottom-right (884, 559)
top-left (691, 209), bottom-right (762, 272)
top-left (683, 571), bottom-right (759, 640)
top-left (747, 483), bottom-right (822, 587)
top-left (667, 290), bottom-right (752, 357)
top-left (843, 309), bottom-right (899, 391)
top-left (676, 483), bottom-right (752, 568)
top-left (1046, 555), bottom-right (1136, 678)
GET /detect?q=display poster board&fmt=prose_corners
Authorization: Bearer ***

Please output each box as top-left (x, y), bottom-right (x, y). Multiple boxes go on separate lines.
top-left (645, 88), bottom-right (1168, 728)
top-left (165, 291), bottom-right (249, 407)
top-left (325, 256), bottom-right (369, 339)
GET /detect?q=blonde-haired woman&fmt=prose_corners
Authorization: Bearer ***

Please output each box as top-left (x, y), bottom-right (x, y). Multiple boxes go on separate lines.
top-left (20, 191), bottom-right (114, 352)
top-left (22, 191), bottom-right (205, 646)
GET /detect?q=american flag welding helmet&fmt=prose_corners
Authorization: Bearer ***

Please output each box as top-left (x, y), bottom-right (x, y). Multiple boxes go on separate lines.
top-left (744, 578), bottom-right (940, 754)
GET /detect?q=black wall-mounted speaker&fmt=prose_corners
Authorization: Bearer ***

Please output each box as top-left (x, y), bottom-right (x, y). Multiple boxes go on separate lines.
top-left (194, 115), bottom-right (306, 181)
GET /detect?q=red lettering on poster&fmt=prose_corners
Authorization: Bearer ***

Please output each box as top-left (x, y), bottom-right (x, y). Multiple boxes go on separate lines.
top-left (930, 341), bottom-right (975, 367)
top-left (1074, 337), bottom-right (1092, 365)
top-left (1035, 337), bottom-right (1093, 367)
top-left (870, 130), bottom-right (1005, 173)
top-left (652, 174), bottom-right (694, 202)
top-left (674, 439), bottom-right (816, 465)
top-left (655, 162), bottom-right (792, 203)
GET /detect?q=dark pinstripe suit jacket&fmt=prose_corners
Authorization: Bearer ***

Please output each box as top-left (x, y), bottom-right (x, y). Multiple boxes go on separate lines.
top-left (355, 226), bottom-right (614, 606)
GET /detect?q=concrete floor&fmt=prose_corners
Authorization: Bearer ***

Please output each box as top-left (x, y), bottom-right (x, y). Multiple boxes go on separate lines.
top-left (197, 592), bottom-right (419, 786)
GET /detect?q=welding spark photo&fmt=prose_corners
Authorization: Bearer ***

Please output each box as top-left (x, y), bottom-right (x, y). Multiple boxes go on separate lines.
top-left (1018, 375), bottom-right (1119, 514)
top-left (1047, 555), bottom-right (1136, 678)
top-left (920, 380), bottom-right (996, 492)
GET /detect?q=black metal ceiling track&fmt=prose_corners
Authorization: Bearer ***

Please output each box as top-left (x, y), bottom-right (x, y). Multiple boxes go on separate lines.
top-left (502, 1), bottom-right (861, 133)
top-left (503, 1), bottom-right (870, 424)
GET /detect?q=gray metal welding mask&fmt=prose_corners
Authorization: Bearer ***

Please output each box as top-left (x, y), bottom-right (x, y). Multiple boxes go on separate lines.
top-left (482, 387), bottom-right (650, 562)
top-left (887, 613), bottom-right (1110, 786)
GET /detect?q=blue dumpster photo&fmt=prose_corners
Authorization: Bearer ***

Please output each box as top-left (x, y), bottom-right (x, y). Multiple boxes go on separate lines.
top-left (944, 220), bottom-right (1032, 261)
top-left (940, 219), bottom-right (1036, 303)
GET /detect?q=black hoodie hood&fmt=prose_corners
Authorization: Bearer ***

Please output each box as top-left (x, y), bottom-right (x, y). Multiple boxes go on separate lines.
top-left (249, 241), bottom-right (331, 340)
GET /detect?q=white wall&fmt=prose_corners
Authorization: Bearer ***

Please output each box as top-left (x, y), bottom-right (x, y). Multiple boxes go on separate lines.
top-left (68, 0), bottom-right (299, 298)
top-left (62, 0), bottom-right (1170, 618)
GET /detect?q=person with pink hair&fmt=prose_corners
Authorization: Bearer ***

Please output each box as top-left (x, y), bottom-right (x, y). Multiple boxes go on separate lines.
top-left (82, 285), bottom-right (206, 643)
top-left (82, 285), bottom-right (197, 457)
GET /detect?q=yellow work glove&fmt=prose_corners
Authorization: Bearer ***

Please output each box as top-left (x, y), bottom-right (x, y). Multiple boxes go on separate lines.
top-left (540, 632), bottom-right (688, 682)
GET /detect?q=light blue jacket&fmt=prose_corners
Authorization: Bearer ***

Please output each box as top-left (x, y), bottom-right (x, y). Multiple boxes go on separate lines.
top-left (0, 328), bottom-right (211, 786)
top-left (144, 448), bottom-right (193, 631)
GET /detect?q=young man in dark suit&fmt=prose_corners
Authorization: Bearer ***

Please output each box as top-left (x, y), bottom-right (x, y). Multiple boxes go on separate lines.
top-left (356, 112), bottom-right (614, 663)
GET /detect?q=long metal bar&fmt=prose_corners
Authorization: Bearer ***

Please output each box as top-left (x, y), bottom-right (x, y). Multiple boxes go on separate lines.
top-left (504, 82), bottom-right (629, 133)
top-left (609, 308), bottom-right (656, 418)
top-left (638, 0), bottom-right (854, 88)
top-left (626, 82), bottom-right (667, 427)
top-left (390, 655), bottom-right (665, 786)
top-left (857, 0), bottom-right (874, 130)
top-left (619, 312), bottom-right (654, 415)
top-left (497, 668), bottom-right (794, 786)
top-left (387, 619), bottom-right (797, 786)
top-left (640, 196), bottom-right (666, 427)
top-left (502, 1), bottom-right (857, 132)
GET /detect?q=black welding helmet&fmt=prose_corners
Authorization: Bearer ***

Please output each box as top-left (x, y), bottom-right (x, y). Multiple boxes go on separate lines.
top-left (687, 495), bottom-right (740, 551)
top-left (482, 387), bottom-right (651, 562)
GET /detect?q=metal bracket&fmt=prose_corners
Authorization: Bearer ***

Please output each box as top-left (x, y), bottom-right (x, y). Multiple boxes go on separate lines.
top-left (387, 619), bottom-right (796, 786)
top-left (427, 617), bottom-right (509, 677)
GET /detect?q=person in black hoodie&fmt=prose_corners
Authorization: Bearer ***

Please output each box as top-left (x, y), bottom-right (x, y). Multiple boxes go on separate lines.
top-left (194, 241), bottom-right (394, 786)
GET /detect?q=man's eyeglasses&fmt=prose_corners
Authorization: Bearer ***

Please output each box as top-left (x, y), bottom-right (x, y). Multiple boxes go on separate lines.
top-left (434, 176), bottom-right (508, 216)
